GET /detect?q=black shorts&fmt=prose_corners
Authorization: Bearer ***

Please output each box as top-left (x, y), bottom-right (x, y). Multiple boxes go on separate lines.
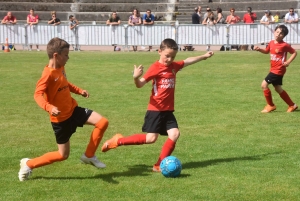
top-left (142, 111), bottom-right (178, 136)
top-left (265, 72), bottom-right (283, 86)
top-left (51, 106), bottom-right (93, 144)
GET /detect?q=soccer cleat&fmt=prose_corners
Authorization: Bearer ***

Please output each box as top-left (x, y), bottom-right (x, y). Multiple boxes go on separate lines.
top-left (101, 134), bottom-right (123, 152)
top-left (261, 105), bottom-right (276, 113)
top-left (80, 154), bottom-right (106, 168)
top-left (152, 165), bottom-right (161, 172)
top-left (18, 158), bottom-right (32, 181)
top-left (287, 104), bottom-right (298, 112)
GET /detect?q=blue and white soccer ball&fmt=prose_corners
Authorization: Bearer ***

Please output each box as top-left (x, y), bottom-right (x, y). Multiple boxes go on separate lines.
top-left (160, 156), bottom-right (182, 178)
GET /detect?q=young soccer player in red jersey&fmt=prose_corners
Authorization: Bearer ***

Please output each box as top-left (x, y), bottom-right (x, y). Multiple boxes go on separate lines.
top-left (101, 38), bottom-right (214, 172)
top-left (254, 25), bottom-right (298, 113)
top-left (18, 37), bottom-right (109, 181)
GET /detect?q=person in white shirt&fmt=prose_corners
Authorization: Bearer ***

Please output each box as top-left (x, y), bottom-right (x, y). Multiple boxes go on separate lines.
top-left (284, 8), bottom-right (299, 23)
top-left (260, 10), bottom-right (275, 25)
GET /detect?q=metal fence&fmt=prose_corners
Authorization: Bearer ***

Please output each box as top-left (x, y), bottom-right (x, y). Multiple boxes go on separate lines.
top-left (0, 23), bottom-right (299, 50)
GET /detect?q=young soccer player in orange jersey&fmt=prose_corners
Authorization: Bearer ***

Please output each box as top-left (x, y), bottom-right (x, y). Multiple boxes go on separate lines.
top-left (101, 38), bottom-right (214, 172)
top-left (254, 25), bottom-right (298, 113)
top-left (18, 37), bottom-right (109, 181)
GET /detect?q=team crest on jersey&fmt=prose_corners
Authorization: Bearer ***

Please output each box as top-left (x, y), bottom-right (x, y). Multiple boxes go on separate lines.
top-left (275, 49), bottom-right (279, 53)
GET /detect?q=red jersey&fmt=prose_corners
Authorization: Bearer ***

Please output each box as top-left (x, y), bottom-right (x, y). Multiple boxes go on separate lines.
top-left (27, 14), bottom-right (39, 22)
top-left (243, 12), bottom-right (256, 23)
top-left (266, 40), bottom-right (295, 75)
top-left (143, 60), bottom-right (184, 111)
top-left (34, 65), bottom-right (83, 122)
top-left (3, 15), bottom-right (16, 23)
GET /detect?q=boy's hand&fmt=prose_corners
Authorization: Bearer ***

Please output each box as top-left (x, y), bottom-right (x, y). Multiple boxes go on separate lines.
top-left (203, 51), bottom-right (214, 59)
top-left (254, 46), bottom-right (260, 51)
top-left (81, 90), bottom-right (89, 98)
top-left (51, 107), bottom-right (61, 117)
top-left (133, 65), bottom-right (144, 79)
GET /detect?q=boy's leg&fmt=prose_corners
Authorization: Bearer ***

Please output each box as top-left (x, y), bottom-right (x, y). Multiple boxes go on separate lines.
top-left (261, 80), bottom-right (276, 113)
top-left (275, 85), bottom-right (298, 112)
top-left (19, 142), bottom-right (68, 181)
top-left (153, 128), bottom-right (179, 171)
top-left (81, 112), bottom-right (108, 168)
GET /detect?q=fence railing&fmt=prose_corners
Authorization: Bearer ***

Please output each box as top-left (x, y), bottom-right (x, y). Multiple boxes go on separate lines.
top-left (0, 23), bottom-right (299, 50)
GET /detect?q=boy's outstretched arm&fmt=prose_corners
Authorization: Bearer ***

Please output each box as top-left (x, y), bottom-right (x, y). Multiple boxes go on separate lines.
top-left (133, 65), bottom-right (147, 88)
top-left (183, 51), bottom-right (214, 67)
top-left (283, 51), bottom-right (297, 67)
top-left (254, 46), bottom-right (269, 54)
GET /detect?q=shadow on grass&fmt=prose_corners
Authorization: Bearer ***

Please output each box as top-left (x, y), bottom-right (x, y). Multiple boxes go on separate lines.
top-left (32, 164), bottom-right (152, 183)
top-left (182, 152), bottom-right (281, 169)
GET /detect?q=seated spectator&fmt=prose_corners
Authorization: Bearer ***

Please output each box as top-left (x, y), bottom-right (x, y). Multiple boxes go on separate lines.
top-left (216, 8), bottom-right (225, 24)
top-left (284, 8), bottom-right (299, 23)
top-left (202, 11), bottom-right (216, 51)
top-left (27, 8), bottom-right (39, 51)
top-left (48, 11), bottom-right (61, 25)
top-left (128, 8), bottom-right (142, 52)
top-left (260, 10), bottom-right (275, 25)
top-left (1, 12), bottom-right (17, 24)
top-left (243, 7), bottom-right (257, 24)
top-left (226, 8), bottom-right (240, 24)
top-left (274, 12), bottom-right (280, 23)
top-left (143, 9), bottom-right (155, 51)
top-left (106, 12), bottom-right (121, 51)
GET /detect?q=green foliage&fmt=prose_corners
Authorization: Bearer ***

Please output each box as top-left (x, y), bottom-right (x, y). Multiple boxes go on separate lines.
top-left (0, 50), bottom-right (299, 201)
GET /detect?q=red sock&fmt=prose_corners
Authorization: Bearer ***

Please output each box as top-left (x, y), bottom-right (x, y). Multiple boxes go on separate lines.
top-left (154, 138), bottom-right (176, 166)
top-left (26, 151), bottom-right (65, 169)
top-left (85, 117), bottom-right (109, 158)
top-left (117, 134), bottom-right (146, 145)
top-left (263, 89), bottom-right (274, 106)
top-left (279, 90), bottom-right (294, 106)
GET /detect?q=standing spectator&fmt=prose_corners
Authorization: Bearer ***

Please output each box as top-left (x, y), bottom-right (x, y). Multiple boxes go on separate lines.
top-left (143, 9), bottom-right (155, 51)
top-left (69, 15), bottom-right (79, 51)
top-left (243, 7), bottom-right (257, 23)
top-left (243, 7), bottom-right (257, 50)
top-left (274, 12), bottom-right (280, 23)
top-left (106, 11), bottom-right (121, 51)
top-left (202, 11), bottom-right (216, 51)
top-left (284, 8), bottom-right (299, 23)
top-left (197, 6), bottom-right (202, 23)
top-left (225, 8), bottom-right (240, 24)
top-left (216, 8), bottom-right (225, 24)
top-left (1, 12), bottom-right (17, 24)
top-left (27, 8), bottom-right (39, 51)
top-left (192, 7), bottom-right (200, 24)
top-left (203, 7), bottom-right (211, 21)
top-left (128, 8), bottom-right (142, 52)
top-left (48, 11), bottom-right (61, 25)
top-left (260, 10), bottom-right (275, 25)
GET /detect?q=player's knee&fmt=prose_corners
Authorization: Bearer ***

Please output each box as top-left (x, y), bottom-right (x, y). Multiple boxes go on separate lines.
top-left (95, 117), bottom-right (109, 130)
top-left (169, 130), bottom-right (180, 141)
top-left (61, 153), bottom-right (69, 160)
top-left (146, 134), bottom-right (158, 144)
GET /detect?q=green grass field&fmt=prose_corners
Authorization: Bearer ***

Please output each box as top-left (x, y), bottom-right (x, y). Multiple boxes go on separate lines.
top-left (0, 50), bottom-right (300, 201)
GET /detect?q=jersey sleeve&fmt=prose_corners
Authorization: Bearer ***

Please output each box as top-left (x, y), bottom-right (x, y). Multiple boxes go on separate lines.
top-left (68, 82), bottom-right (83, 95)
top-left (173, 61), bottom-right (185, 73)
top-left (284, 43), bottom-right (295, 54)
top-left (143, 63), bottom-right (158, 82)
top-left (34, 70), bottom-right (54, 113)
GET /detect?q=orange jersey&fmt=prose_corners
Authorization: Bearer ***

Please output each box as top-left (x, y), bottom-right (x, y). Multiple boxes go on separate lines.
top-left (34, 65), bottom-right (83, 122)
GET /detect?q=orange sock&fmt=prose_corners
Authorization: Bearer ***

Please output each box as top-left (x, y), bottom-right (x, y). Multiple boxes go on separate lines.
top-left (85, 117), bottom-right (109, 158)
top-left (154, 138), bottom-right (176, 166)
top-left (26, 151), bottom-right (65, 169)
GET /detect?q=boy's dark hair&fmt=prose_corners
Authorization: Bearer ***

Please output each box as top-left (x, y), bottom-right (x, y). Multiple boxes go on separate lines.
top-left (160, 38), bottom-right (178, 51)
top-left (275, 24), bottom-right (289, 37)
top-left (47, 37), bottom-right (70, 59)
top-left (217, 8), bottom-right (222, 13)
top-left (69, 15), bottom-right (73, 19)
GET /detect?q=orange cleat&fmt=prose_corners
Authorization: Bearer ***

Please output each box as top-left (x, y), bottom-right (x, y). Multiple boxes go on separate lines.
top-left (287, 104), bottom-right (298, 112)
top-left (261, 105), bottom-right (276, 113)
top-left (152, 165), bottom-right (161, 172)
top-left (101, 134), bottom-right (123, 152)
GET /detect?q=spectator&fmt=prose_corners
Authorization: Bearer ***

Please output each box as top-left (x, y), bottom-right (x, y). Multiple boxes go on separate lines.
top-left (202, 11), bottom-right (216, 51)
top-left (203, 7), bottom-right (211, 21)
top-left (216, 8), bottom-right (225, 24)
top-left (1, 12), bottom-right (17, 24)
top-left (243, 7), bottom-right (257, 23)
top-left (192, 7), bottom-right (200, 24)
top-left (106, 11), bottom-right (121, 51)
top-left (143, 9), bottom-right (155, 51)
top-left (69, 15), bottom-right (79, 51)
top-left (225, 8), bottom-right (240, 24)
top-left (260, 10), bottom-right (275, 25)
top-left (27, 8), bottom-right (39, 51)
top-left (197, 6), bottom-right (202, 23)
top-left (274, 12), bottom-right (280, 23)
top-left (284, 8), bottom-right (299, 23)
top-left (48, 11), bottom-right (61, 25)
top-left (128, 8), bottom-right (142, 52)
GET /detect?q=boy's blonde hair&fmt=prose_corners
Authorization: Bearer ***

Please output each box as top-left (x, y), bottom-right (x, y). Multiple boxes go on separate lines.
top-left (160, 38), bottom-right (178, 51)
top-left (47, 37), bottom-right (69, 59)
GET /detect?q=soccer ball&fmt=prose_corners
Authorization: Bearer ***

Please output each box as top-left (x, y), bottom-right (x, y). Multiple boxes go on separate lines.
top-left (160, 156), bottom-right (182, 178)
